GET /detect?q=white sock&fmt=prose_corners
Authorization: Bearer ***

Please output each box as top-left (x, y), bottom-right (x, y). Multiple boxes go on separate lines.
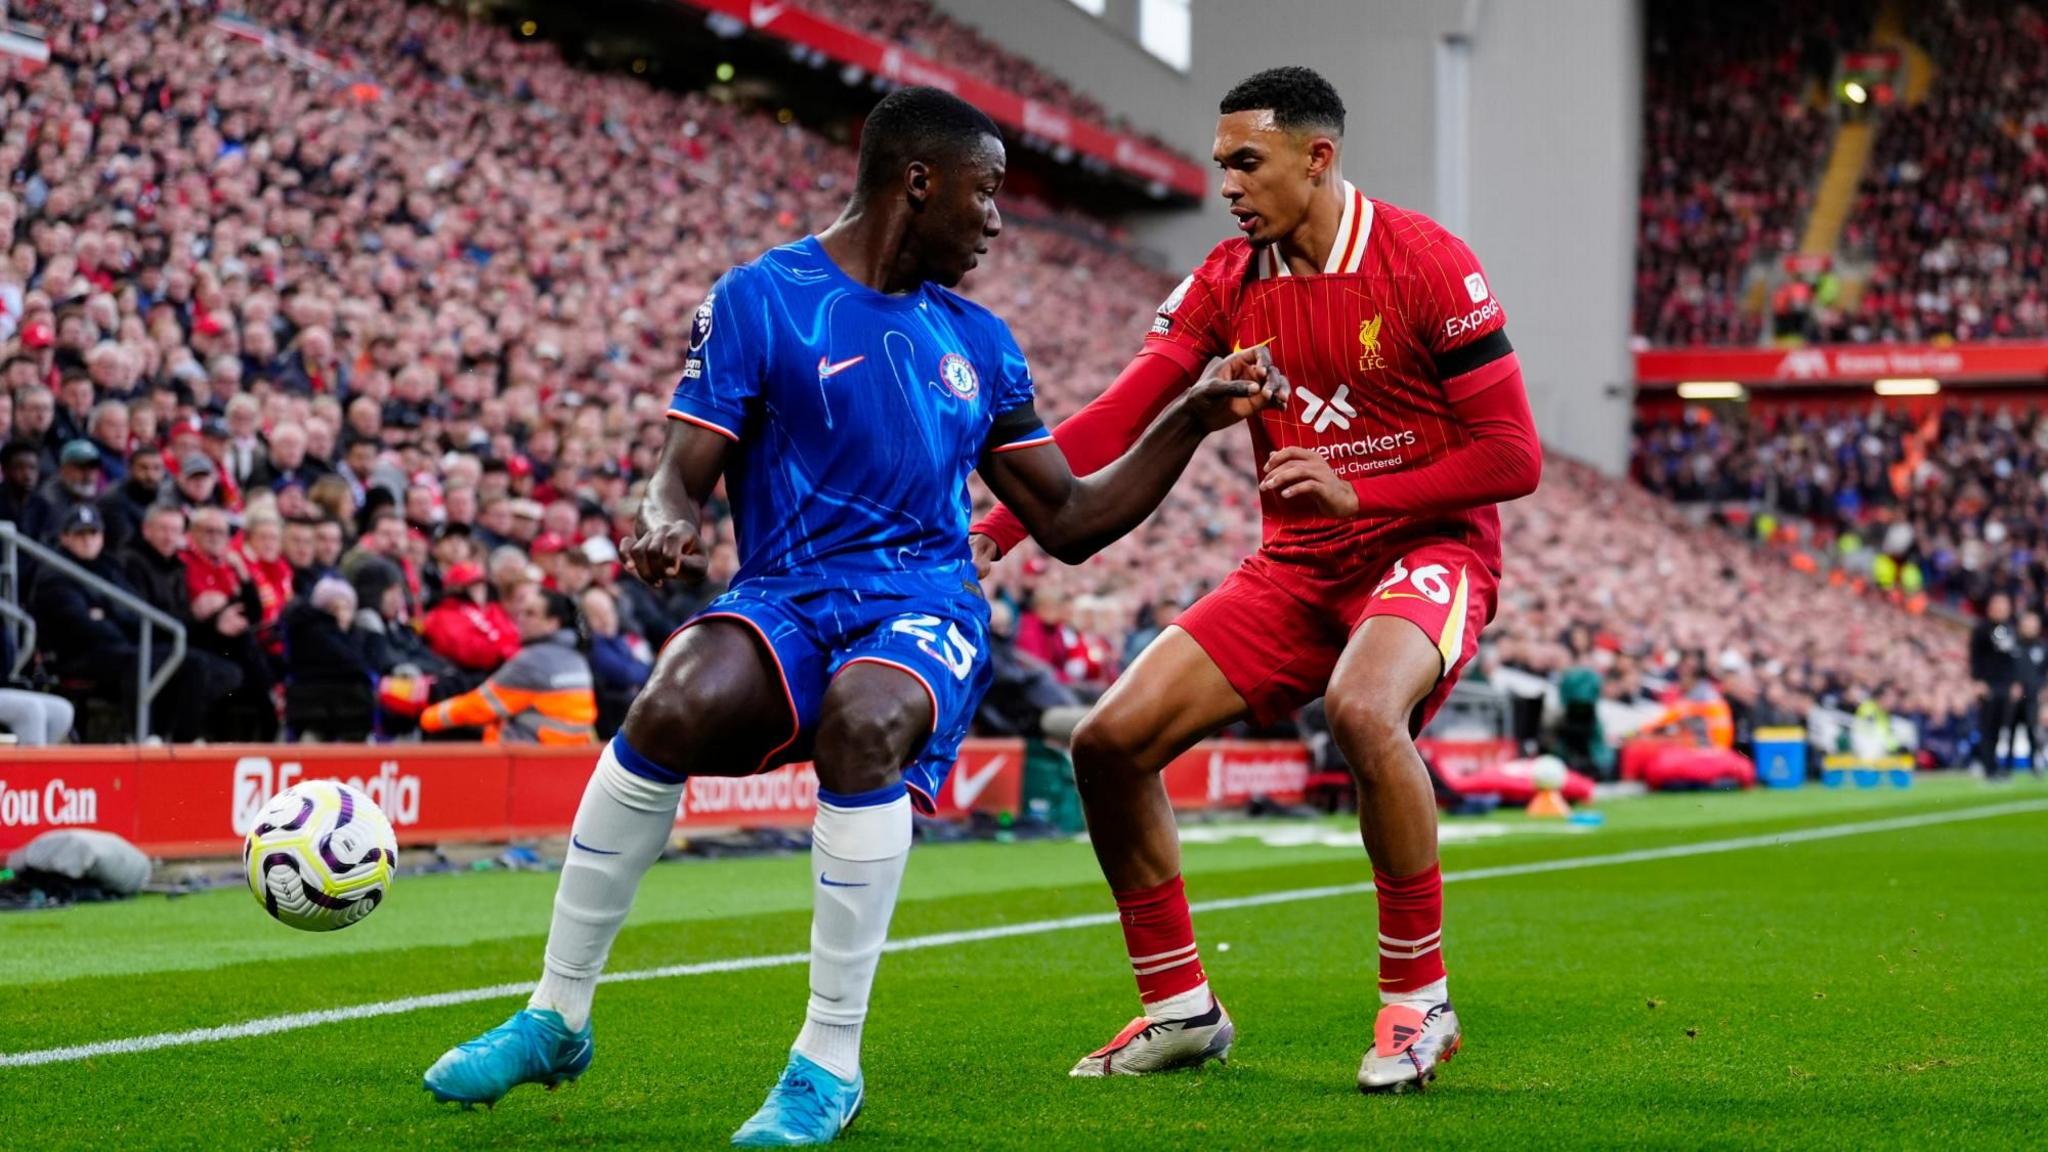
top-left (528, 739), bottom-right (685, 1032)
top-left (792, 788), bottom-right (913, 1081)
top-left (1380, 976), bottom-right (1449, 1009)
top-left (1143, 981), bottom-right (1214, 1021)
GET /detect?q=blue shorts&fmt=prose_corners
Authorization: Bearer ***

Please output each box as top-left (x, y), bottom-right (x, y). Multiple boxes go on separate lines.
top-left (673, 576), bottom-right (993, 812)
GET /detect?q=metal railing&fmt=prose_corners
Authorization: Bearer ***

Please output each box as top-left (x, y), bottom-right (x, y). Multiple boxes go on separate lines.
top-left (0, 521), bottom-right (187, 743)
top-left (0, 594), bottom-right (31, 681)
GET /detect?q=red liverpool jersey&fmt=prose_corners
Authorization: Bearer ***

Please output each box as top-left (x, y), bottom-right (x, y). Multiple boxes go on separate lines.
top-left (1143, 183), bottom-right (1513, 574)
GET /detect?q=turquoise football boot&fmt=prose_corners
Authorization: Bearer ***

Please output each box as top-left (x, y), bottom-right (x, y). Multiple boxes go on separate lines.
top-left (730, 1051), bottom-right (865, 1146)
top-left (423, 1008), bottom-right (593, 1107)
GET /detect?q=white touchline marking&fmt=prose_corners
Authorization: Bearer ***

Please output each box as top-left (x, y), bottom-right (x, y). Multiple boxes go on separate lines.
top-left (5, 799), bottom-right (2044, 1070)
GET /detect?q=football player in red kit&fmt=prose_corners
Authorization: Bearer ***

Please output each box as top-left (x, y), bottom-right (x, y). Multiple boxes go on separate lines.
top-left (972, 66), bottom-right (1541, 1092)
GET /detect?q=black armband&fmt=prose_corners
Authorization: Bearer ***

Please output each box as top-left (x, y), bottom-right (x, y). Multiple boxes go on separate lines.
top-left (983, 402), bottom-right (1049, 454)
top-left (1434, 329), bottom-right (1514, 381)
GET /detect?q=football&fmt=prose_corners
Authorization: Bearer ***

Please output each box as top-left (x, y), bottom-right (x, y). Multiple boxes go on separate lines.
top-left (243, 781), bottom-right (399, 932)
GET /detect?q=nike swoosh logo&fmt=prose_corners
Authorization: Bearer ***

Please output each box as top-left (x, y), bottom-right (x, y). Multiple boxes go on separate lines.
top-left (950, 755), bottom-right (1006, 809)
top-left (819, 872), bottom-right (869, 888)
top-left (751, 1), bottom-right (786, 26)
top-left (571, 835), bottom-right (621, 856)
top-left (818, 354), bottom-right (865, 378)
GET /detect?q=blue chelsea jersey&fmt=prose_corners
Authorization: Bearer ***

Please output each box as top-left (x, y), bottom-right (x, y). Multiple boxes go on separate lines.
top-left (668, 236), bottom-right (1051, 592)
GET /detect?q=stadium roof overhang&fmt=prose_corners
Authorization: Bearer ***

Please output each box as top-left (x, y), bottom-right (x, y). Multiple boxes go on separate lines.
top-left (675, 0), bottom-right (1207, 201)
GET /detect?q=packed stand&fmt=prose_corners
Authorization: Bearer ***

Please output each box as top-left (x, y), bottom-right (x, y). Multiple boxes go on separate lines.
top-left (984, 445), bottom-right (1974, 759)
top-left (1846, 0), bottom-right (2048, 343)
top-left (0, 1), bottom-right (1968, 756)
top-left (1634, 402), bottom-right (2048, 618)
top-left (1634, 0), bottom-right (1868, 346)
top-left (800, 0), bottom-right (1182, 158)
top-left (1496, 454), bottom-right (1973, 762)
top-left (0, 0), bottom-right (1205, 743)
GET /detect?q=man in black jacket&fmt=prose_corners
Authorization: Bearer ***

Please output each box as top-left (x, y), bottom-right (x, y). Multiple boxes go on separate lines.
top-left (244, 420), bottom-right (329, 494)
top-left (27, 505), bottom-right (203, 740)
top-left (12, 385), bottom-right (61, 476)
top-left (38, 440), bottom-right (102, 536)
top-left (1969, 593), bottom-right (2020, 777)
top-left (0, 440), bottom-right (53, 544)
top-left (282, 577), bottom-right (379, 741)
top-left (30, 505), bottom-right (139, 688)
top-left (2010, 612), bottom-right (2048, 778)
top-left (282, 516), bottom-right (327, 595)
top-left (118, 502), bottom-right (247, 738)
top-left (96, 448), bottom-right (166, 552)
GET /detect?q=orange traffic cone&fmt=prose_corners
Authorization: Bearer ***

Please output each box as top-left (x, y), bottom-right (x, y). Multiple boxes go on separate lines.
top-left (1525, 789), bottom-right (1572, 818)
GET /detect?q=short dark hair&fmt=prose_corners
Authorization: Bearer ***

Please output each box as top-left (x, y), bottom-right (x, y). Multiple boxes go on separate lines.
top-left (1, 439), bottom-right (36, 466)
top-left (536, 588), bottom-right (578, 633)
top-left (1219, 66), bottom-right (1346, 137)
top-left (855, 86), bottom-right (1003, 194)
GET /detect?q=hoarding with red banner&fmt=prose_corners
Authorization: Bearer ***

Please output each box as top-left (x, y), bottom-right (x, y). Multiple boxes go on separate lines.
top-left (0, 748), bottom-right (139, 850)
top-left (0, 739), bottom-right (1315, 858)
top-left (1161, 741), bottom-right (1312, 807)
top-left (0, 742), bottom-right (1025, 857)
top-left (506, 741), bottom-right (1023, 835)
top-left (678, 0), bottom-right (1206, 200)
top-left (1635, 343), bottom-right (2048, 387)
top-left (1414, 737), bottom-right (1519, 783)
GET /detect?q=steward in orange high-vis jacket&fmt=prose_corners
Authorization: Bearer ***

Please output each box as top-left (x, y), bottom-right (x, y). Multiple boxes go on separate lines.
top-left (421, 590), bottom-right (597, 745)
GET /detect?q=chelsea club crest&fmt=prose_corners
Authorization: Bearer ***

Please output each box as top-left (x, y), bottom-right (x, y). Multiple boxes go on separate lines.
top-left (939, 353), bottom-right (979, 400)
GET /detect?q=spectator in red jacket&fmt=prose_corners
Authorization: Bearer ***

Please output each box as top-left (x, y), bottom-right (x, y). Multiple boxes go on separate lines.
top-left (420, 562), bottom-right (521, 673)
top-left (1015, 587), bottom-right (1086, 685)
top-left (179, 506), bottom-right (278, 740)
top-left (236, 508), bottom-right (295, 635)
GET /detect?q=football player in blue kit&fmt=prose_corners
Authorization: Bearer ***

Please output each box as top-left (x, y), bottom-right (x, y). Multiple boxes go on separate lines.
top-left (424, 86), bottom-right (1287, 1145)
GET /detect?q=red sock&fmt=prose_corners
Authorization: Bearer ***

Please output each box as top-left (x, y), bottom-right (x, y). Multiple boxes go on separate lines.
top-left (1374, 862), bottom-right (1445, 995)
top-left (1115, 875), bottom-right (1207, 1009)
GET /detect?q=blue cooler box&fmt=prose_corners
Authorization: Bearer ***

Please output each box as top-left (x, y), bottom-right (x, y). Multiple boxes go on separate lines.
top-left (1754, 727), bottom-right (1807, 789)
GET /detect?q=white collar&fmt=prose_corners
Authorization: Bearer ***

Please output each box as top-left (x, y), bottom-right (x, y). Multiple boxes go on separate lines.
top-left (1264, 181), bottom-right (1373, 278)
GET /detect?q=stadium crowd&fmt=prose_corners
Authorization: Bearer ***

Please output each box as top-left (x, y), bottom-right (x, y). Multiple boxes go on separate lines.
top-left (1845, 0), bottom-right (2048, 344)
top-left (1634, 0), bottom-right (1864, 346)
top-left (0, 0), bottom-right (1975, 753)
top-left (1641, 0), bottom-right (2048, 348)
top-left (0, 0), bottom-right (1211, 742)
top-left (1634, 402), bottom-right (2048, 618)
top-left (1506, 453), bottom-right (1972, 758)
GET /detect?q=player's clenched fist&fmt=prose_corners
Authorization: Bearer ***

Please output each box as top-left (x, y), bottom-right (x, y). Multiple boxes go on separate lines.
top-left (1260, 446), bottom-right (1360, 517)
top-left (619, 518), bottom-right (709, 587)
top-left (1184, 343), bottom-right (1291, 432)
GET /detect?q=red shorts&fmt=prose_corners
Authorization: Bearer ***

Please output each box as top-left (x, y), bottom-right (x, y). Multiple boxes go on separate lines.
top-left (1176, 539), bottom-right (1499, 730)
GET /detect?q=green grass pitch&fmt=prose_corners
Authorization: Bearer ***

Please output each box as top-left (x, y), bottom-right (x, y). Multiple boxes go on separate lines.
top-left (3, 778), bottom-right (2044, 1150)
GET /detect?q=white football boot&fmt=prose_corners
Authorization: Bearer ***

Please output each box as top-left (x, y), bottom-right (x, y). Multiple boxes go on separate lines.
top-left (1358, 999), bottom-right (1461, 1093)
top-left (1069, 996), bottom-right (1235, 1077)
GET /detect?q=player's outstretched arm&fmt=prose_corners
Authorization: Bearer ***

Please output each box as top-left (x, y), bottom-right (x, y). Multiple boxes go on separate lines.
top-left (970, 348), bottom-right (1200, 570)
top-left (980, 345), bottom-right (1287, 566)
top-left (620, 419), bottom-right (732, 587)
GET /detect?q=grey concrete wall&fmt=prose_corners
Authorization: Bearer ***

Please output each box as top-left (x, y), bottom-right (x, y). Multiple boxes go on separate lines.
top-left (925, 0), bottom-right (1641, 470)
top-left (1466, 0), bottom-right (1640, 471)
